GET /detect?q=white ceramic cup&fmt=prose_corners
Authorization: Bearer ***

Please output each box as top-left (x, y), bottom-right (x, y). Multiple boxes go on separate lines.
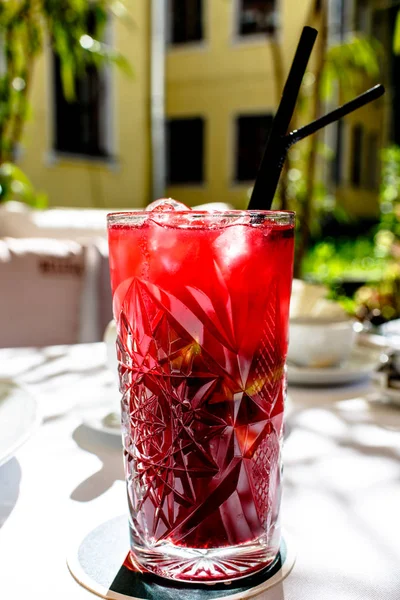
top-left (288, 317), bottom-right (357, 368)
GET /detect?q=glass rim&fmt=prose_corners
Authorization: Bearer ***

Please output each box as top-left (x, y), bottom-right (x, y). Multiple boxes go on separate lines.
top-left (107, 209), bottom-right (295, 226)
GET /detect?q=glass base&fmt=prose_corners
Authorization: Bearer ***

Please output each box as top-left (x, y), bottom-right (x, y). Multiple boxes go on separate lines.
top-left (130, 536), bottom-right (279, 583)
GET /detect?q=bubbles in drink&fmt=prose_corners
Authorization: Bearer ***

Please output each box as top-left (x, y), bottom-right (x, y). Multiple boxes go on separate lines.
top-left (146, 198), bottom-right (189, 212)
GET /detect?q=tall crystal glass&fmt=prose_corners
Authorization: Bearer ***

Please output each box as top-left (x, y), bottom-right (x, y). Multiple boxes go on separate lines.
top-left (107, 209), bottom-right (295, 583)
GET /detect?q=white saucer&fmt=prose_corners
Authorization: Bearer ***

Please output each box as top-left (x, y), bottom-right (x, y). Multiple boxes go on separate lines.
top-left (83, 410), bottom-right (122, 438)
top-left (287, 347), bottom-right (382, 386)
top-left (0, 380), bottom-right (40, 468)
top-left (67, 515), bottom-right (296, 599)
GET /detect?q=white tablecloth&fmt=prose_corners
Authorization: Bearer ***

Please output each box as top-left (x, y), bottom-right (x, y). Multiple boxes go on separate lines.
top-left (0, 343), bottom-right (399, 600)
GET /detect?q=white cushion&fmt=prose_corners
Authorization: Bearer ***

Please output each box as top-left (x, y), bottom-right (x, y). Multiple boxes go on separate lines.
top-left (0, 238), bottom-right (87, 348)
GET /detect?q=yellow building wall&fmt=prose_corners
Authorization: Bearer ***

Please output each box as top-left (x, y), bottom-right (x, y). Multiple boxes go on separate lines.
top-left (166, 0), bottom-right (316, 209)
top-left (19, 1), bottom-right (150, 209)
top-left (165, 0), bottom-right (384, 218)
top-left (18, 0), bottom-right (384, 217)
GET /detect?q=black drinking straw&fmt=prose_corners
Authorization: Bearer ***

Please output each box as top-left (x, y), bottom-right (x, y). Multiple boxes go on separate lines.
top-left (248, 26), bottom-right (318, 210)
top-left (248, 83), bottom-right (385, 211)
top-left (284, 84), bottom-right (384, 149)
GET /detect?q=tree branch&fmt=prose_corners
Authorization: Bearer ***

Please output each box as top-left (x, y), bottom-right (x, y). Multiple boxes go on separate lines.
top-left (294, 0), bottom-right (328, 277)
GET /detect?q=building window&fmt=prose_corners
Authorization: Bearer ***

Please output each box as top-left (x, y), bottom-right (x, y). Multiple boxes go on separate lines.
top-left (331, 119), bottom-right (344, 186)
top-left (330, 0), bottom-right (346, 41)
top-left (53, 58), bottom-right (111, 158)
top-left (351, 124), bottom-right (364, 187)
top-left (354, 0), bottom-right (370, 34)
top-left (235, 114), bottom-right (273, 182)
top-left (52, 14), bottom-right (112, 159)
top-left (237, 0), bottom-right (277, 37)
top-left (167, 118), bottom-right (204, 184)
top-left (372, 9), bottom-right (388, 74)
top-left (169, 0), bottom-right (203, 45)
top-left (372, 8), bottom-right (386, 43)
top-left (365, 132), bottom-right (380, 190)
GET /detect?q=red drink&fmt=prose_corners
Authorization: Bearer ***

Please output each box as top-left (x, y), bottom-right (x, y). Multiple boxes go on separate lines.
top-left (108, 209), bottom-right (294, 582)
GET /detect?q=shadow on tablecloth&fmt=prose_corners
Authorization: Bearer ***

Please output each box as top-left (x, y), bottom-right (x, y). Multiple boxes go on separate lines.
top-left (0, 458), bottom-right (21, 527)
top-left (70, 424), bottom-right (124, 502)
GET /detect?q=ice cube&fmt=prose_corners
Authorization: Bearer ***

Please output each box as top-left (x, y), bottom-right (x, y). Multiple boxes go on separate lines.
top-left (146, 198), bottom-right (189, 212)
top-left (213, 224), bottom-right (249, 268)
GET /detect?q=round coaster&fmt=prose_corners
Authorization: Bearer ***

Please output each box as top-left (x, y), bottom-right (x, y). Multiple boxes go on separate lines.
top-left (67, 515), bottom-right (296, 600)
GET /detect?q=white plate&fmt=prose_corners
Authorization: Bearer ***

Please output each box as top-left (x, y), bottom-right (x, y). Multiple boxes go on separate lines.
top-left (287, 347), bottom-right (382, 386)
top-left (0, 380), bottom-right (40, 468)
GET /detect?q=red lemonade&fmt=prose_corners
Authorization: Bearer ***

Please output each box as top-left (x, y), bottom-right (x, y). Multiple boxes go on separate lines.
top-left (108, 208), bottom-right (294, 582)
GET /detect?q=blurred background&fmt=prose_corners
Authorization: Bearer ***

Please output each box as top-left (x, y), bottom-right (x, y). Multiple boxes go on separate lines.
top-left (0, 0), bottom-right (400, 346)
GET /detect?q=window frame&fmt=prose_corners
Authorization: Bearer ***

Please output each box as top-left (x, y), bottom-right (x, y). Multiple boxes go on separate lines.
top-left (232, 0), bottom-right (280, 45)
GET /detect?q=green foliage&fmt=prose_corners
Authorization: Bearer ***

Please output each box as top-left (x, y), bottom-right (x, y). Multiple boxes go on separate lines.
top-left (378, 146), bottom-right (400, 239)
top-left (281, 139), bottom-right (351, 241)
top-left (303, 145), bottom-right (400, 323)
top-left (282, 32), bottom-right (381, 259)
top-left (0, 1), bottom-right (131, 206)
top-left (0, 162), bottom-right (47, 207)
top-left (44, 1), bottom-right (133, 100)
top-left (320, 34), bottom-right (381, 100)
top-left (302, 238), bottom-right (385, 286)
top-left (393, 10), bottom-right (400, 55)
